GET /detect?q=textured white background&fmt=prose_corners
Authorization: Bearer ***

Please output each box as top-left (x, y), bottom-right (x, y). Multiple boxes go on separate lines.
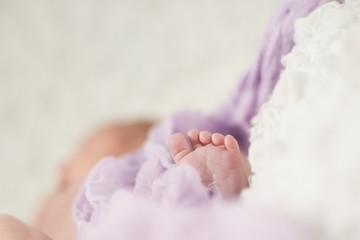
top-left (0, 0), bottom-right (282, 220)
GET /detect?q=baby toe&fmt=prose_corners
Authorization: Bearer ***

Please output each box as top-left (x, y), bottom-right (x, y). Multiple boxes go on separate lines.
top-left (199, 131), bottom-right (212, 145)
top-left (169, 132), bottom-right (191, 164)
top-left (187, 129), bottom-right (201, 149)
top-left (224, 135), bottom-right (240, 153)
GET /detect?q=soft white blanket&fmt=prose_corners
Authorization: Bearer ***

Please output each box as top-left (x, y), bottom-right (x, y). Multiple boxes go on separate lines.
top-left (246, 1), bottom-right (360, 239)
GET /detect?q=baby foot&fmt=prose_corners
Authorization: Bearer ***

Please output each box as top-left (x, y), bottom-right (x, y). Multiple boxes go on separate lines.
top-left (169, 129), bottom-right (251, 199)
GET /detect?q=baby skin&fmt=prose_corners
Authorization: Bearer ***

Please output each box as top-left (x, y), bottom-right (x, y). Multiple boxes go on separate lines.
top-left (169, 129), bottom-right (252, 199)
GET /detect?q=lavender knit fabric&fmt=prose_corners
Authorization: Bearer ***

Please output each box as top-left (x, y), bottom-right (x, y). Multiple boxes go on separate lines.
top-left (73, 0), bottom-right (340, 239)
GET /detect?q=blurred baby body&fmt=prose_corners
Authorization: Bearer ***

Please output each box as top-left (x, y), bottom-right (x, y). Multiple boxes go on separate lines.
top-left (33, 121), bottom-right (153, 240)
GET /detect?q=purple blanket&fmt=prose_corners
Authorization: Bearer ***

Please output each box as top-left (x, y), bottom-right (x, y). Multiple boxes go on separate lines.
top-left (73, 0), bottom-right (339, 239)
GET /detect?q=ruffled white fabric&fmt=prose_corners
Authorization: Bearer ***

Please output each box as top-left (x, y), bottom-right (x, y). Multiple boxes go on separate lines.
top-left (246, 1), bottom-right (360, 239)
